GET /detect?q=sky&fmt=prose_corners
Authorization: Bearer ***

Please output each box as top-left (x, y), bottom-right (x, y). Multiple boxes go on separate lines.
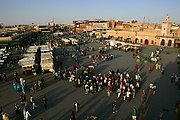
top-left (0, 0), bottom-right (180, 25)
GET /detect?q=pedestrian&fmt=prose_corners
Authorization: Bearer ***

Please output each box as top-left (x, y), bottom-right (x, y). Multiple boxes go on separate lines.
top-left (3, 72), bottom-right (7, 81)
top-left (2, 113), bottom-right (9, 120)
top-left (42, 95), bottom-right (48, 110)
top-left (20, 78), bottom-right (23, 86)
top-left (135, 64), bottom-right (138, 73)
top-left (112, 99), bottom-right (117, 113)
top-left (40, 77), bottom-right (44, 87)
top-left (158, 63), bottom-right (162, 70)
top-left (25, 109), bottom-right (31, 120)
top-left (126, 90), bottom-right (131, 102)
top-left (132, 107), bottom-right (137, 120)
top-left (175, 100), bottom-right (180, 120)
top-left (161, 67), bottom-right (165, 75)
top-left (14, 71), bottom-right (18, 82)
top-left (107, 86), bottom-right (111, 96)
top-left (160, 111), bottom-right (164, 120)
top-left (20, 93), bottom-right (27, 107)
top-left (77, 77), bottom-right (81, 88)
top-left (155, 63), bottom-right (159, 70)
top-left (74, 101), bottom-right (80, 112)
top-left (123, 90), bottom-right (126, 100)
top-left (29, 95), bottom-right (37, 109)
top-left (32, 98), bottom-right (37, 109)
top-left (148, 65), bottom-right (152, 74)
top-left (85, 83), bottom-right (89, 94)
top-left (14, 104), bottom-right (21, 116)
top-left (117, 88), bottom-right (121, 98)
top-left (54, 72), bottom-right (58, 80)
top-left (0, 73), bottom-right (3, 81)
top-left (70, 110), bottom-right (76, 120)
top-left (90, 84), bottom-right (93, 94)
top-left (23, 108), bottom-right (26, 120)
top-left (16, 83), bottom-right (22, 92)
top-left (0, 106), bottom-right (3, 117)
top-left (73, 63), bottom-right (77, 70)
top-left (60, 62), bottom-right (62, 70)
top-left (13, 82), bottom-right (17, 91)
top-left (171, 73), bottom-right (175, 83)
top-left (141, 90), bottom-right (146, 103)
top-left (33, 83), bottom-right (38, 92)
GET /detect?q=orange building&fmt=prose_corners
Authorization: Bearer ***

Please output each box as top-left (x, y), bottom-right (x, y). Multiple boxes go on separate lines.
top-left (73, 16), bottom-right (180, 48)
top-left (104, 15), bottom-right (180, 48)
top-left (73, 19), bottom-right (109, 32)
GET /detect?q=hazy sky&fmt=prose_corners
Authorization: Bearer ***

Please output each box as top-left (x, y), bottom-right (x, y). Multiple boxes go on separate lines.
top-left (0, 0), bottom-right (180, 25)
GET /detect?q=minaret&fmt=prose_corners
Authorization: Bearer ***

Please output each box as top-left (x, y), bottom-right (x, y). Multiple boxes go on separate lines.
top-left (50, 19), bottom-right (55, 27)
top-left (161, 14), bottom-right (171, 36)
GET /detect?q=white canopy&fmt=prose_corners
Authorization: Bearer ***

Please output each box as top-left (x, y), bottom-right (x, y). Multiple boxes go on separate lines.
top-left (61, 38), bottom-right (70, 43)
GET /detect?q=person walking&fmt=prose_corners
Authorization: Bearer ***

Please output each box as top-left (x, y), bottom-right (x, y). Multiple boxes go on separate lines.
top-left (132, 107), bottom-right (137, 120)
top-left (160, 111), bottom-right (164, 120)
top-left (14, 104), bottom-right (21, 116)
top-left (70, 110), bottom-right (76, 120)
top-left (13, 82), bottom-right (17, 92)
top-left (161, 66), bottom-right (165, 75)
top-left (14, 71), bottom-right (18, 82)
top-left (135, 64), bottom-right (139, 73)
top-left (42, 95), bottom-right (48, 110)
top-left (3, 73), bottom-right (7, 81)
top-left (25, 109), bottom-right (31, 120)
top-left (0, 73), bottom-right (2, 81)
top-left (2, 113), bottom-right (9, 120)
top-left (141, 90), bottom-right (146, 103)
top-left (29, 95), bottom-right (37, 109)
top-left (0, 106), bottom-right (3, 117)
top-left (148, 65), bottom-right (152, 74)
top-left (74, 101), bottom-right (80, 113)
top-left (117, 88), bottom-right (121, 98)
top-left (112, 99), bottom-right (117, 113)
top-left (20, 93), bottom-right (27, 107)
top-left (155, 63), bottom-right (159, 70)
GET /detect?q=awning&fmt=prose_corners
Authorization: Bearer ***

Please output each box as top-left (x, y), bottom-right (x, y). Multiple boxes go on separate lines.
top-left (175, 40), bottom-right (180, 44)
top-left (0, 41), bottom-right (9, 46)
top-left (9, 40), bottom-right (20, 45)
top-left (0, 40), bottom-right (21, 46)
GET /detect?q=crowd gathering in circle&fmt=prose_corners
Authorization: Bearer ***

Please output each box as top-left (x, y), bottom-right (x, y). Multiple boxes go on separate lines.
top-left (0, 36), bottom-right (180, 120)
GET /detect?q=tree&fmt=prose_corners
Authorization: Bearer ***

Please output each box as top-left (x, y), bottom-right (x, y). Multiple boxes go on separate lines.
top-left (131, 20), bottom-right (138, 23)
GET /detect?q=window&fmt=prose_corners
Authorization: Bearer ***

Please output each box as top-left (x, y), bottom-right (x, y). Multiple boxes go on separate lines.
top-left (170, 30), bottom-right (172, 34)
top-left (168, 40), bottom-right (172, 46)
top-left (151, 40), bottom-right (154, 44)
top-left (140, 39), bottom-right (143, 43)
top-left (161, 39), bottom-right (165, 46)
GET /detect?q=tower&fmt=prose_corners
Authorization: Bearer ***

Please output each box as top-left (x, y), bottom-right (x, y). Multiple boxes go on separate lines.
top-left (161, 15), bottom-right (171, 36)
top-left (50, 19), bottom-right (55, 27)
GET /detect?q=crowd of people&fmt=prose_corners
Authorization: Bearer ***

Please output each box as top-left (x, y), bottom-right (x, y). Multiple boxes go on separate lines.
top-left (0, 69), bottom-right (49, 120)
top-left (57, 63), bottom-right (144, 103)
top-left (1, 34), bottom-right (179, 120)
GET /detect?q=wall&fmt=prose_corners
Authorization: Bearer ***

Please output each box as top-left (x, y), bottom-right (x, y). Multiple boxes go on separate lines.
top-left (0, 37), bottom-right (12, 41)
top-left (105, 29), bottom-right (161, 46)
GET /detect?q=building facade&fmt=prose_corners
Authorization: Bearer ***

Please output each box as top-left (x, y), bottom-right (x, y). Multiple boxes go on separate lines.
top-left (73, 16), bottom-right (180, 47)
top-left (102, 15), bottom-right (180, 48)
